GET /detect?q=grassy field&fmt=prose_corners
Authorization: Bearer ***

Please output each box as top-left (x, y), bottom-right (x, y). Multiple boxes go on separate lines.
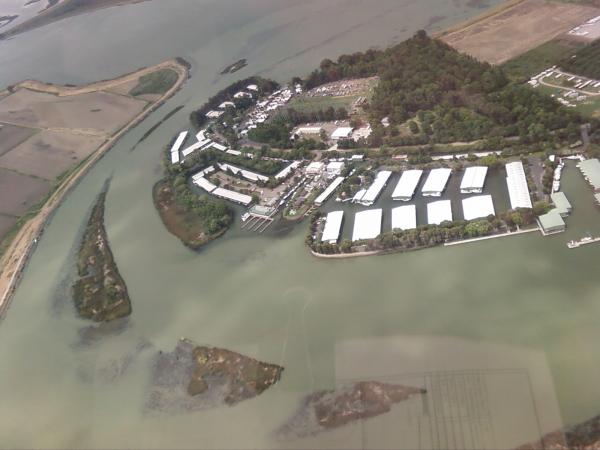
top-left (501, 39), bottom-right (584, 81)
top-left (130, 69), bottom-right (179, 96)
top-left (533, 83), bottom-right (600, 117)
top-left (285, 95), bottom-right (358, 114)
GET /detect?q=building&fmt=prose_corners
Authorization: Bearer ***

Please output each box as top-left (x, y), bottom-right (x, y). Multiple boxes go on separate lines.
top-left (331, 127), bottom-right (353, 140)
top-left (462, 195), bottom-right (495, 221)
top-left (275, 161), bottom-right (302, 180)
top-left (169, 131), bottom-right (188, 164)
top-left (217, 163), bottom-right (268, 183)
top-left (505, 161), bottom-right (533, 209)
top-left (192, 176), bottom-right (217, 193)
top-left (306, 161), bottom-right (325, 175)
top-left (460, 166), bottom-right (488, 194)
top-left (550, 192), bottom-right (572, 216)
top-left (422, 168), bottom-right (452, 197)
top-left (206, 110), bottom-right (224, 119)
top-left (212, 187), bottom-right (252, 206)
top-left (247, 84), bottom-right (259, 91)
top-left (427, 200), bottom-right (453, 225)
top-left (218, 101), bottom-right (235, 109)
top-left (538, 209), bottom-right (566, 235)
top-left (357, 171), bottom-right (392, 206)
top-left (577, 158), bottom-right (600, 192)
top-left (295, 126), bottom-right (323, 137)
top-left (392, 170), bottom-right (423, 201)
top-left (234, 91), bottom-right (252, 99)
top-left (321, 211), bottom-right (344, 244)
top-left (352, 209), bottom-right (383, 242)
top-left (314, 176), bottom-right (344, 205)
top-left (391, 205), bottom-right (417, 231)
top-left (326, 161), bottom-right (345, 178)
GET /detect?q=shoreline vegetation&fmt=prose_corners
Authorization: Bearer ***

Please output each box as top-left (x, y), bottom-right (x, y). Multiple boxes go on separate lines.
top-left (0, 58), bottom-right (190, 320)
top-left (73, 192), bottom-right (131, 322)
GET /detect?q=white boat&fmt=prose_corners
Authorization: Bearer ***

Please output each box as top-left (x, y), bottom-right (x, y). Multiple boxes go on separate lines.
top-left (241, 213), bottom-right (250, 222)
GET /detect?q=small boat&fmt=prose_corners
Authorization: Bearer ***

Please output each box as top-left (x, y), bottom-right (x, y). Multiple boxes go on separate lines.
top-left (241, 213), bottom-right (250, 222)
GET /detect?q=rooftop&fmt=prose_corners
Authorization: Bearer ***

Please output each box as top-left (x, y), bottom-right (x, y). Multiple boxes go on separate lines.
top-left (314, 176), bottom-right (344, 205)
top-left (427, 200), bottom-right (453, 225)
top-left (460, 166), bottom-right (488, 193)
top-left (550, 191), bottom-right (572, 216)
top-left (359, 170), bottom-right (392, 205)
top-left (505, 161), bottom-right (532, 209)
top-left (538, 209), bottom-right (566, 233)
top-left (578, 158), bottom-right (600, 190)
top-left (392, 170), bottom-right (423, 201)
top-left (391, 205), bottom-right (417, 231)
top-left (352, 209), bottom-right (383, 242)
top-left (422, 168), bottom-right (451, 195)
top-left (462, 195), bottom-right (495, 221)
top-left (321, 211), bottom-right (344, 244)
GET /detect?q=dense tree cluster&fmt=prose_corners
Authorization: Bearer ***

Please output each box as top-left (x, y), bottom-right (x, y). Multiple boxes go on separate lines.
top-left (559, 40), bottom-right (600, 79)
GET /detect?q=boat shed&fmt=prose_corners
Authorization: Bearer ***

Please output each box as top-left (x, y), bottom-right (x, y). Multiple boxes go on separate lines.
top-left (314, 176), bottom-right (344, 205)
top-left (321, 211), bottom-right (344, 244)
top-left (212, 187), bottom-right (252, 206)
top-left (505, 161), bottom-right (532, 209)
top-left (391, 205), bottom-right (417, 231)
top-left (392, 170), bottom-right (423, 201)
top-left (460, 166), bottom-right (488, 194)
top-left (550, 192), bottom-right (572, 216)
top-left (462, 195), bottom-right (495, 221)
top-left (331, 127), bottom-right (353, 140)
top-left (169, 131), bottom-right (188, 165)
top-left (352, 209), bottom-right (383, 242)
top-left (538, 209), bottom-right (566, 235)
top-left (358, 171), bottom-right (392, 206)
top-left (427, 200), bottom-right (453, 225)
top-left (578, 158), bottom-right (600, 191)
top-left (422, 168), bottom-right (452, 197)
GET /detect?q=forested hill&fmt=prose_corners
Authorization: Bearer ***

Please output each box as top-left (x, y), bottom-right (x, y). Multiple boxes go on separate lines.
top-left (303, 31), bottom-right (583, 146)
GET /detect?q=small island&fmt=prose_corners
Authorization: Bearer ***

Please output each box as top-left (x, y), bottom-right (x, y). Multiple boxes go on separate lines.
top-left (220, 59), bottom-right (248, 75)
top-left (145, 338), bottom-right (284, 414)
top-left (72, 192), bottom-right (131, 322)
top-left (277, 381), bottom-right (426, 439)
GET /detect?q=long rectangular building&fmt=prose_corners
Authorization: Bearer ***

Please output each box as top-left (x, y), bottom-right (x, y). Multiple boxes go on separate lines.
top-left (218, 163), bottom-right (268, 183)
top-left (357, 170), bottom-right (392, 206)
top-left (321, 211), bottom-right (344, 244)
top-left (391, 205), bottom-right (417, 231)
top-left (170, 131), bottom-right (188, 164)
top-left (314, 177), bottom-right (344, 205)
top-left (391, 170), bottom-right (423, 201)
top-left (182, 139), bottom-right (212, 158)
top-left (427, 200), bottom-right (453, 225)
top-left (352, 209), bottom-right (382, 242)
top-left (460, 166), bottom-right (488, 194)
top-left (422, 168), bottom-right (452, 197)
top-left (462, 195), bottom-right (495, 221)
top-left (212, 187), bottom-right (252, 205)
top-left (505, 161), bottom-right (532, 209)
top-left (192, 176), bottom-right (217, 193)
top-left (578, 158), bottom-right (600, 191)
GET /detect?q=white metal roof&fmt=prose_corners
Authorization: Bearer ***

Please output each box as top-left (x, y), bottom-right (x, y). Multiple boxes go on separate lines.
top-left (321, 211), bottom-right (344, 243)
top-left (392, 170), bottom-right (423, 200)
top-left (210, 142), bottom-right (228, 152)
top-left (327, 161), bottom-right (345, 171)
top-left (505, 162), bottom-right (532, 209)
top-left (192, 176), bottom-right (217, 193)
top-left (360, 170), bottom-right (392, 205)
top-left (578, 158), bottom-right (600, 190)
top-left (170, 131), bottom-right (188, 155)
top-left (460, 166), bottom-right (488, 192)
top-left (427, 200), bottom-right (453, 225)
top-left (218, 163), bottom-right (268, 182)
top-left (391, 205), bottom-right (417, 231)
top-left (275, 161), bottom-right (301, 179)
top-left (331, 127), bottom-right (353, 139)
top-left (462, 195), bottom-right (495, 221)
top-left (212, 187), bottom-right (252, 205)
top-left (182, 139), bottom-right (211, 158)
top-left (352, 209), bottom-right (382, 241)
top-left (422, 168), bottom-right (452, 195)
top-left (314, 176), bottom-right (344, 205)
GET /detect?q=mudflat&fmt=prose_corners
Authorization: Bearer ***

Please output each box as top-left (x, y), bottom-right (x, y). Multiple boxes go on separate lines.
top-left (441, 0), bottom-right (600, 64)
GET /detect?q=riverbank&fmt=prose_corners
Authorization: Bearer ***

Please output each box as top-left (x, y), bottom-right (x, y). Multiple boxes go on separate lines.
top-left (0, 58), bottom-right (189, 320)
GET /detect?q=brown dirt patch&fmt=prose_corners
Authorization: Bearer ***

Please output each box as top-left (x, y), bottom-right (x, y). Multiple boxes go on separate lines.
top-left (441, 0), bottom-right (600, 64)
top-left (0, 130), bottom-right (105, 180)
top-left (0, 168), bottom-right (51, 216)
top-left (0, 123), bottom-right (37, 156)
top-left (0, 88), bottom-right (148, 135)
top-left (0, 215), bottom-right (17, 242)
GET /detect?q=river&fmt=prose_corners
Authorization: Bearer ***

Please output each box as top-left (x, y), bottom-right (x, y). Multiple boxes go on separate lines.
top-left (2, 0), bottom-right (600, 448)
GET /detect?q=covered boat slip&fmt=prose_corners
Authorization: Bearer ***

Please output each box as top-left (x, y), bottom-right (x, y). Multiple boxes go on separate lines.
top-left (460, 166), bottom-right (488, 194)
top-left (427, 200), bottom-right (453, 225)
top-left (392, 170), bottom-right (423, 201)
top-left (505, 161), bottom-right (532, 210)
top-left (354, 171), bottom-right (392, 206)
top-left (321, 211), bottom-right (344, 244)
top-left (422, 168), bottom-right (452, 197)
top-left (352, 209), bottom-right (383, 241)
top-left (577, 158), bottom-right (600, 191)
top-left (391, 205), bottom-right (417, 231)
top-left (462, 195), bottom-right (495, 221)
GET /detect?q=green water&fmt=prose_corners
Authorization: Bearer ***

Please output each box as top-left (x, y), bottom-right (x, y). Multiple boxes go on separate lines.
top-left (2, 1), bottom-right (600, 448)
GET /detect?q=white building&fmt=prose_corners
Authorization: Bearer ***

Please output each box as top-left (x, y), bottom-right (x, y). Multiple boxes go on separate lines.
top-left (296, 126), bottom-right (324, 137)
top-left (212, 187), bottom-right (252, 206)
top-left (234, 91), bottom-right (252, 99)
top-left (505, 161), bottom-right (532, 209)
top-left (314, 176), bottom-right (344, 205)
top-left (218, 101), bottom-right (235, 109)
top-left (391, 170), bottom-right (423, 201)
top-left (352, 209), bottom-right (383, 242)
top-left (422, 168), bottom-right (452, 197)
top-left (306, 161), bottom-right (325, 175)
top-left (356, 170), bottom-right (392, 206)
top-left (169, 131), bottom-right (188, 164)
top-left (321, 211), bottom-right (344, 244)
top-left (326, 161), bottom-right (345, 177)
top-left (275, 161), bottom-right (302, 180)
top-left (331, 127), bottom-right (353, 140)
top-left (427, 200), bottom-right (453, 225)
top-left (391, 205), bottom-right (417, 231)
top-left (206, 110), bottom-right (224, 119)
top-left (460, 166), bottom-right (488, 194)
top-left (247, 84), bottom-right (259, 91)
top-left (192, 176), bottom-right (217, 193)
top-left (462, 195), bottom-right (495, 221)
top-left (218, 163), bottom-right (268, 183)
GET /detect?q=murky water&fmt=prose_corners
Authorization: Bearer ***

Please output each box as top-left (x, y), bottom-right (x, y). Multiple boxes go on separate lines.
top-left (3, 1), bottom-right (600, 448)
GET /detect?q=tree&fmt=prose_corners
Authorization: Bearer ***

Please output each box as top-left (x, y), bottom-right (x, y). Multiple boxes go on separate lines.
top-left (408, 120), bottom-right (420, 134)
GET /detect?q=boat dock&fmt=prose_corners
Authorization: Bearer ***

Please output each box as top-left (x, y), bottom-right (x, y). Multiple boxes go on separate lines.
top-left (241, 205), bottom-right (278, 233)
top-left (567, 236), bottom-right (600, 248)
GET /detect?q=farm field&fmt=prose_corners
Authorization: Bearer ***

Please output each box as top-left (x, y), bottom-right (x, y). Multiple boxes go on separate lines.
top-left (0, 123), bottom-right (36, 156)
top-left (0, 168), bottom-right (50, 216)
top-left (441, 0), bottom-right (600, 64)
